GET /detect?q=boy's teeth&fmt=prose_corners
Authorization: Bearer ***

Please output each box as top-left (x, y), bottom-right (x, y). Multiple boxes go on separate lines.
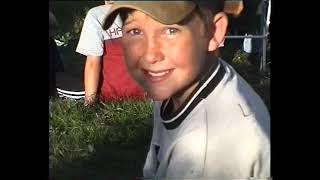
top-left (148, 70), bottom-right (169, 77)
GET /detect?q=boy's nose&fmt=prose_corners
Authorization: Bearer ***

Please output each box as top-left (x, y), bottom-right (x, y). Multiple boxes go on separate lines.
top-left (142, 38), bottom-right (164, 64)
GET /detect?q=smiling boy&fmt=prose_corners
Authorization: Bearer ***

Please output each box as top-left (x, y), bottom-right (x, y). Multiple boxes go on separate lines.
top-left (103, 1), bottom-right (270, 179)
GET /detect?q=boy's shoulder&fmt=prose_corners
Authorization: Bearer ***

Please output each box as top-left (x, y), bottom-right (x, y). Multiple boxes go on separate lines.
top-left (206, 60), bottom-right (269, 130)
top-left (207, 60), bottom-right (268, 116)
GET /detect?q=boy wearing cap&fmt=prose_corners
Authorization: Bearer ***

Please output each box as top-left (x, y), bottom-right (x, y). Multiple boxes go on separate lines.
top-left (104, 1), bottom-right (270, 179)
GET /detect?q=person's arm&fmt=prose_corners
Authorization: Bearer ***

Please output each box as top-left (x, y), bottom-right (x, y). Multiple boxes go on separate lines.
top-left (75, 7), bottom-right (106, 105)
top-left (84, 56), bottom-right (101, 105)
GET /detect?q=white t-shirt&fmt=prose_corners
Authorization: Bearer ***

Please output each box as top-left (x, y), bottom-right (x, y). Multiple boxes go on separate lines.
top-left (143, 59), bottom-right (270, 179)
top-left (76, 5), bottom-right (123, 57)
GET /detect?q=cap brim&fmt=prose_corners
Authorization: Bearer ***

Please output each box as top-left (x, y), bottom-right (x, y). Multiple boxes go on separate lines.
top-left (103, 1), bottom-right (196, 30)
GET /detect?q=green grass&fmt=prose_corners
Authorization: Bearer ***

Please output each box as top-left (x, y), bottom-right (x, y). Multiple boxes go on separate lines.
top-left (49, 99), bottom-right (153, 179)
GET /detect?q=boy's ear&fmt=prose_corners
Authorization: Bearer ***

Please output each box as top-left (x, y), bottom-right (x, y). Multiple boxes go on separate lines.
top-left (208, 12), bottom-right (228, 52)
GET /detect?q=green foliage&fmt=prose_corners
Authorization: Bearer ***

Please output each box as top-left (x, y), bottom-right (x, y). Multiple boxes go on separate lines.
top-left (54, 7), bottom-right (90, 46)
top-left (50, 1), bottom-right (102, 46)
top-left (49, 99), bottom-right (153, 170)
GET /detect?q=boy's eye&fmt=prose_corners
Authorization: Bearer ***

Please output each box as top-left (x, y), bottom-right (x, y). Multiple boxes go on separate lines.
top-left (165, 28), bottom-right (179, 35)
top-left (127, 28), bottom-right (142, 36)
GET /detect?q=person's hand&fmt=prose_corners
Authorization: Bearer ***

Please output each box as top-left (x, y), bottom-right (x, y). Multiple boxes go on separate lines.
top-left (84, 94), bottom-right (97, 106)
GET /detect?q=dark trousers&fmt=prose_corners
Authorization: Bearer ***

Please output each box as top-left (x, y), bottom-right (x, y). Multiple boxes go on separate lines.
top-left (49, 37), bottom-right (63, 97)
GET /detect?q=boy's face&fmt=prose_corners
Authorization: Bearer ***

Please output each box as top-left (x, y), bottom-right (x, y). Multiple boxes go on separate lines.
top-left (121, 10), bottom-right (212, 101)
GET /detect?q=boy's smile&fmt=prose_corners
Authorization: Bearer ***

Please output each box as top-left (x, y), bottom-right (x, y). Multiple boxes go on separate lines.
top-left (142, 68), bottom-right (174, 83)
